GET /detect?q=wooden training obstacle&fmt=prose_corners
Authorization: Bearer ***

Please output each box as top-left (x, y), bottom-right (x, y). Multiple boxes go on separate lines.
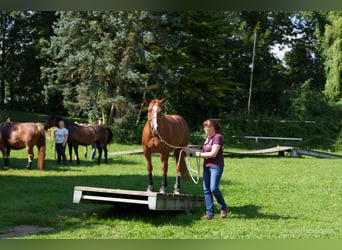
top-left (225, 146), bottom-right (342, 159)
top-left (73, 186), bottom-right (204, 213)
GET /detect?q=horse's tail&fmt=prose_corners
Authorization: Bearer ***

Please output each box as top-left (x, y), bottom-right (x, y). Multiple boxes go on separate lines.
top-left (106, 127), bottom-right (113, 144)
top-left (37, 125), bottom-right (46, 170)
top-left (179, 151), bottom-right (191, 182)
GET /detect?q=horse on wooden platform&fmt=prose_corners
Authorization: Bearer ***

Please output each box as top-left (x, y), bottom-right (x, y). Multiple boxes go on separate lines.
top-left (0, 122), bottom-right (46, 170)
top-left (141, 98), bottom-right (191, 194)
top-left (44, 116), bottom-right (113, 164)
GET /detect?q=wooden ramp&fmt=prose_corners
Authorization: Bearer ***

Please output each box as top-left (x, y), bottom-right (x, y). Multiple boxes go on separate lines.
top-left (226, 146), bottom-right (294, 156)
top-left (73, 186), bottom-right (204, 213)
top-left (225, 146), bottom-right (342, 159)
top-left (109, 149), bottom-right (143, 156)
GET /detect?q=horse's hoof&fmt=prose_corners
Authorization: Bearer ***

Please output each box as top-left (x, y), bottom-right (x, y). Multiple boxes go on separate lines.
top-left (173, 190), bottom-right (181, 195)
top-left (25, 162), bottom-right (32, 169)
top-left (3, 166), bottom-right (8, 170)
top-left (147, 185), bottom-right (154, 192)
top-left (159, 187), bottom-right (167, 194)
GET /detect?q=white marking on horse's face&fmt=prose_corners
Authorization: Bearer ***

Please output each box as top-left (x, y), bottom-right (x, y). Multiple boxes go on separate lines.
top-left (151, 104), bottom-right (158, 133)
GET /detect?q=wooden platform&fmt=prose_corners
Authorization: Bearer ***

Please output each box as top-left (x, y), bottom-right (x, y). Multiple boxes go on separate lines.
top-left (73, 186), bottom-right (204, 212)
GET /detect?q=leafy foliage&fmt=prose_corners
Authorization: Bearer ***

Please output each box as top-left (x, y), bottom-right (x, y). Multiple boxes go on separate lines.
top-left (0, 11), bottom-right (340, 148)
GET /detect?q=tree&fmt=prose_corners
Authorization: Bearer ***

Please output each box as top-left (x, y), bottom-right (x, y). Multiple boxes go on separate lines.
top-left (42, 11), bottom-right (171, 124)
top-left (0, 11), bottom-right (56, 112)
top-left (319, 11), bottom-right (342, 103)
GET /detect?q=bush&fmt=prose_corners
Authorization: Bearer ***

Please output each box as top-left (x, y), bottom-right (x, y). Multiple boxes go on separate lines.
top-left (112, 112), bottom-right (145, 145)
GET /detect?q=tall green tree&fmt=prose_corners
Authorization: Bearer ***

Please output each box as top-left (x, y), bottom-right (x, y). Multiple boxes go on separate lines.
top-left (0, 11), bottom-right (56, 113)
top-left (154, 11), bottom-right (246, 126)
top-left (318, 11), bottom-right (342, 103)
top-left (42, 11), bottom-right (172, 124)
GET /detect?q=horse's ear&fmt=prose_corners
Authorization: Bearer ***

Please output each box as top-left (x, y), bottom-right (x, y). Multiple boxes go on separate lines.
top-left (161, 97), bottom-right (167, 104)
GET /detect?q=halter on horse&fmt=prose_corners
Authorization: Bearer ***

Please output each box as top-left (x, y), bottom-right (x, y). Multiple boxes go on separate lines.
top-left (141, 98), bottom-right (191, 194)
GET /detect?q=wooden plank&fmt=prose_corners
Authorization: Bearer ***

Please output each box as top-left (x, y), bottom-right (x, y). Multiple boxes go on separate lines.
top-left (225, 147), bottom-right (342, 159)
top-left (226, 146), bottom-right (294, 156)
top-left (81, 195), bottom-right (149, 205)
top-left (74, 186), bottom-right (156, 197)
top-left (108, 149), bottom-right (143, 156)
top-left (294, 148), bottom-right (342, 159)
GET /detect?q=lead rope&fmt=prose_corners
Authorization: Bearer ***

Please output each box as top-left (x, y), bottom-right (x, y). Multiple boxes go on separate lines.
top-left (180, 149), bottom-right (201, 184)
top-left (156, 132), bottom-right (201, 184)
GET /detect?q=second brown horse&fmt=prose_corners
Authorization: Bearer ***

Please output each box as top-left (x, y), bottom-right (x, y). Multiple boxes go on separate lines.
top-left (44, 116), bottom-right (112, 164)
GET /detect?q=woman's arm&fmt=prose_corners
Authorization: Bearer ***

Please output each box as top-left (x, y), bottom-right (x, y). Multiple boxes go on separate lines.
top-left (63, 132), bottom-right (68, 146)
top-left (184, 144), bottom-right (221, 158)
top-left (194, 144), bottom-right (221, 158)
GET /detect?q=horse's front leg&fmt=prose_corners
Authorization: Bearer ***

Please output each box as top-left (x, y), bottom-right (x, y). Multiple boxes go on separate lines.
top-left (144, 149), bottom-right (154, 192)
top-left (1, 147), bottom-right (9, 170)
top-left (68, 143), bottom-right (73, 163)
top-left (25, 146), bottom-right (34, 169)
top-left (160, 153), bottom-right (169, 194)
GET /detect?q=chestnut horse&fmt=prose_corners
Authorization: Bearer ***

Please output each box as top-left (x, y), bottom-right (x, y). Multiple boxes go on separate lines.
top-left (44, 116), bottom-right (113, 164)
top-left (0, 122), bottom-right (46, 170)
top-left (141, 98), bottom-right (190, 194)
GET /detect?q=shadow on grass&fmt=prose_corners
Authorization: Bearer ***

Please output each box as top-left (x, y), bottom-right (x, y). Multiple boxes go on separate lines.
top-left (0, 160), bottom-right (205, 238)
top-left (1, 156), bottom-right (139, 172)
top-left (229, 204), bottom-right (295, 220)
top-left (1, 156), bottom-right (294, 239)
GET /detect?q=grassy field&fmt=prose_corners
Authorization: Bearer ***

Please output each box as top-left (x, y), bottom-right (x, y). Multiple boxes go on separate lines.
top-left (0, 136), bottom-right (341, 239)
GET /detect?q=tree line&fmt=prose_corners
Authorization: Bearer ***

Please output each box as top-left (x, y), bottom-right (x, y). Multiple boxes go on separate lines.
top-left (0, 11), bottom-right (341, 148)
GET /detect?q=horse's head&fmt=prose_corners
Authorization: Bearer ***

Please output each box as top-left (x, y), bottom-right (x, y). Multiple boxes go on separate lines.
top-left (147, 98), bottom-right (167, 134)
top-left (44, 115), bottom-right (58, 131)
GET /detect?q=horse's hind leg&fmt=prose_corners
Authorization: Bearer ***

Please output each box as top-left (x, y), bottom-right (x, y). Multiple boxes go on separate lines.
top-left (74, 146), bottom-right (80, 165)
top-left (97, 146), bottom-right (103, 164)
top-left (104, 146), bottom-right (108, 164)
top-left (84, 146), bottom-right (88, 158)
top-left (25, 146), bottom-right (34, 169)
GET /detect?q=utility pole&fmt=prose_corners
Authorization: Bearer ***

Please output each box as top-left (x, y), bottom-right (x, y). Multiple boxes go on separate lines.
top-left (247, 31), bottom-right (257, 117)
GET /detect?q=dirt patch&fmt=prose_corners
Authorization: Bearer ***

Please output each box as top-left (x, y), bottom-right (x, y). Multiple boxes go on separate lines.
top-left (0, 225), bottom-right (53, 238)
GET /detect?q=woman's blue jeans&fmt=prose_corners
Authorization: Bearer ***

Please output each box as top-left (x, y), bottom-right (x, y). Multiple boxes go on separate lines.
top-left (90, 143), bottom-right (97, 160)
top-left (203, 166), bottom-right (227, 216)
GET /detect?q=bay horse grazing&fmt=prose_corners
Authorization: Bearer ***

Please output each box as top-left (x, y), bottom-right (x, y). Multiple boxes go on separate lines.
top-left (44, 116), bottom-right (113, 164)
top-left (0, 122), bottom-right (46, 170)
top-left (141, 98), bottom-right (191, 194)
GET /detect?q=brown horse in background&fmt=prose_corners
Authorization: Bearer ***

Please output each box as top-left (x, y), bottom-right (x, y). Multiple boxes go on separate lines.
top-left (44, 116), bottom-right (113, 164)
top-left (141, 98), bottom-right (190, 194)
top-left (0, 122), bottom-right (46, 170)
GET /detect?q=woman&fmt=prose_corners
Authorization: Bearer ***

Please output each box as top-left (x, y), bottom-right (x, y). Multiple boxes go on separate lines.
top-left (54, 120), bottom-right (69, 165)
top-left (185, 119), bottom-right (228, 220)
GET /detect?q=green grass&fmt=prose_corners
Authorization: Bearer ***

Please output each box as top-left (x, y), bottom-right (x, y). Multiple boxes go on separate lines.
top-left (0, 138), bottom-right (341, 239)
